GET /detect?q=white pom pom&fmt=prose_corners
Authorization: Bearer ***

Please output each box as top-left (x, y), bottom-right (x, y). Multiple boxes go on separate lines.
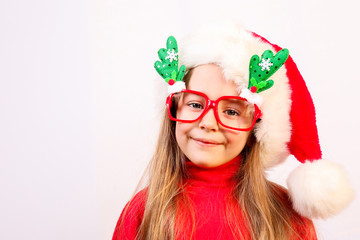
top-left (287, 159), bottom-right (354, 219)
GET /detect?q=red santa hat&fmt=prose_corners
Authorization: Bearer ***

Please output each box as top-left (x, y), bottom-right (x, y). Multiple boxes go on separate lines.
top-left (176, 22), bottom-right (354, 219)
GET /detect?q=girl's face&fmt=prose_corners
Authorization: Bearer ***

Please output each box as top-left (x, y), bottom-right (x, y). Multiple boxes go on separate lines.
top-left (175, 64), bottom-right (251, 168)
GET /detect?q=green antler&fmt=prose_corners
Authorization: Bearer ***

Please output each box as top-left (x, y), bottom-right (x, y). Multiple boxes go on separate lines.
top-left (154, 36), bottom-right (186, 86)
top-left (248, 48), bottom-right (289, 93)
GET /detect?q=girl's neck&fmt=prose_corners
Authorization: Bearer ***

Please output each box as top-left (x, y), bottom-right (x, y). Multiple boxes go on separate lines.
top-left (184, 155), bottom-right (241, 188)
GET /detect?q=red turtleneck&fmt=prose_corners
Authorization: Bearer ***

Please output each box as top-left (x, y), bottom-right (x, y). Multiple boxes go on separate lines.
top-left (112, 156), bottom-right (316, 239)
top-left (182, 156), bottom-right (250, 239)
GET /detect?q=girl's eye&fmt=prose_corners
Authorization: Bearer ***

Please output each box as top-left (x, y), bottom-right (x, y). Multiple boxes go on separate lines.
top-left (224, 109), bottom-right (240, 116)
top-left (188, 102), bottom-right (204, 109)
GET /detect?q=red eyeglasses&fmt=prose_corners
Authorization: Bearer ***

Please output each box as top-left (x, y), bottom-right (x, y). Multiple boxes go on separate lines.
top-left (166, 89), bottom-right (262, 131)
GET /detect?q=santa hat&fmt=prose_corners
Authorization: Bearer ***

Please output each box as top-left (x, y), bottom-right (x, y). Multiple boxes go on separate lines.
top-left (156, 22), bottom-right (354, 219)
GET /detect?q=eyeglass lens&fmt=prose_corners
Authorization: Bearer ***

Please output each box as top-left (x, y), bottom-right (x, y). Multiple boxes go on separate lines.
top-left (169, 92), bottom-right (255, 129)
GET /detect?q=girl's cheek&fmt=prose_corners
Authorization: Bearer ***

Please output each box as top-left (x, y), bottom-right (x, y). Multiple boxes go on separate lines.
top-left (176, 122), bottom-right (193, 135)
top-left (175, 123), bottom-right (188, 144)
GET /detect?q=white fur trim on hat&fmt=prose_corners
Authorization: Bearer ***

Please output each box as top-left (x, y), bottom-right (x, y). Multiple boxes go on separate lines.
top-left (168, 81), bottom-right (186, 94)
top-left (239, 88), bottom-right (264, 106)
top-left (287, 159), bottom-right (355, 219)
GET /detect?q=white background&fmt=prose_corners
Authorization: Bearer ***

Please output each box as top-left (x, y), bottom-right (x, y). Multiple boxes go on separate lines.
top-left (1, 0), bottom-right (359, 239)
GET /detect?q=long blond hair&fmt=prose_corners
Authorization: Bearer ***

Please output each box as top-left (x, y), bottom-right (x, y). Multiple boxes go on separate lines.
top-left (118, 70), bottom-right (316, 240)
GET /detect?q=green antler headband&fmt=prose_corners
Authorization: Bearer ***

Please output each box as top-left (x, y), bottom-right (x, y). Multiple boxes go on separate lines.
top-left (154, 36), bottom-right (289, 103)
top-left (249, 49), bottom-right (289, 93)
top-left (240, 48), bottom-right (289, 105)
top-left (154, 36), bottom-right (186, 94)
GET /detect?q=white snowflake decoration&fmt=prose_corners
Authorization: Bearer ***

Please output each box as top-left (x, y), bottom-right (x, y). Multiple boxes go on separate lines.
top-left (165, 49), bottom-right (178, 62)
top-left (259, 58), bottom-right (273, 71)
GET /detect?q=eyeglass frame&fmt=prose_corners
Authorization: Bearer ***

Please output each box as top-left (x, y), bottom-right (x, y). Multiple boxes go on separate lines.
top-left (166, 89), bottom-right (262, 131)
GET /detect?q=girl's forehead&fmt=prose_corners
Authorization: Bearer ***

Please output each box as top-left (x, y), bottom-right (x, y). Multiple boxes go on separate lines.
top-left (188, 64), bottom-right (238, 98)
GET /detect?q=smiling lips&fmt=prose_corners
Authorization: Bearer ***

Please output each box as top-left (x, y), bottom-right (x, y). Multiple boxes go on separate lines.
top-left (191, 137), bottom-right (223, 147)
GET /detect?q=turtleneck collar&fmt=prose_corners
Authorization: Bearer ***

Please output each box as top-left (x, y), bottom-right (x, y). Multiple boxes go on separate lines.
top-left (184, 155), bottom-right (242, 188)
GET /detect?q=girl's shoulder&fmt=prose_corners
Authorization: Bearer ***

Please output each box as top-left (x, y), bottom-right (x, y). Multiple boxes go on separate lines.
top-left (125, 188), bottom-right (148, 214)
top-left (112, 188), bottom-right (148, 240)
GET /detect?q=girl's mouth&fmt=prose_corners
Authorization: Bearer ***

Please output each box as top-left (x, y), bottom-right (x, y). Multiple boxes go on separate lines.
top-left (191, 137), bottom-right (223, 147)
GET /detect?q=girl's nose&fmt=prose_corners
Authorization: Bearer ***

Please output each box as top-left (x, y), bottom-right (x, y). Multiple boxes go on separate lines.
top-left (198, 108), bottom-right (219, 131)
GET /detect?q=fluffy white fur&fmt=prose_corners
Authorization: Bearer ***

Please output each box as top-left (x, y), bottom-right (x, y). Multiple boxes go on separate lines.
top-left (179, 22), bottom-right (292, 168)
top-left (168, 81), bottom-right (186, 94)
top-left (287, 159), bottom-right (355, 219)
top-left (239, 88), bottom-right (264, 106)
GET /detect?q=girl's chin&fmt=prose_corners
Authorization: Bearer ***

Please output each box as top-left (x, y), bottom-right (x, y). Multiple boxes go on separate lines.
top-left (187, 157), bottom-right (225, 168)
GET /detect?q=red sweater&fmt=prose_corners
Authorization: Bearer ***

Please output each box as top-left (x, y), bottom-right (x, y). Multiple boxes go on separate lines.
top-left (112, 156), bottom-right (316, 239)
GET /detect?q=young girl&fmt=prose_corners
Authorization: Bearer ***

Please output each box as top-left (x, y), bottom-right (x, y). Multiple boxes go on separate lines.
top-left (112, 22), bottom-right (354, 240)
